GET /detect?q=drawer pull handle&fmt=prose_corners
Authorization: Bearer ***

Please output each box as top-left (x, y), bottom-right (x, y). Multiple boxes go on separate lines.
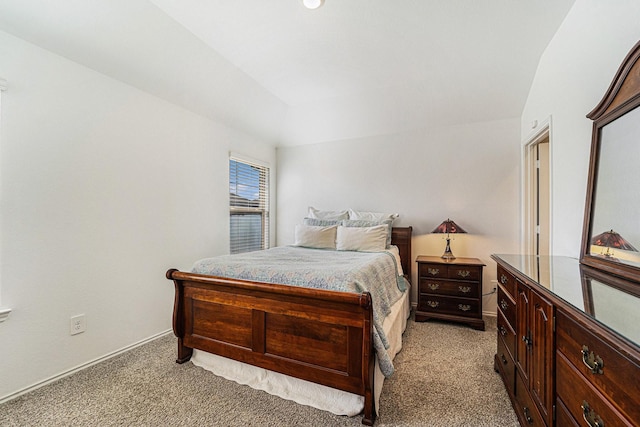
top-left (522, 335), bottom-right (532, 347)
top-left (500, 354), bottom-right (507, 365)
top-left (458, 285), bottom-right (471, 293)
top-left (581, 345), bottom-right (604, 375)
top-left (457, 270), bottom-right (471, 278)
top-left (523, 407), bottom-right (534, 424)
top-left (427, 268), bottom-right (439, 276)
top-left (500, 274), bottom-right (508, 284)
top-left (499, 326), bottom-right (507, 336)
top-left (428, 283), bottom-right (440, 291)
top-left (458, 304), bottom-right (471, 312)
top-left (500, 299), bottom-right (508, 310)
top-left (581, 401), bottom-right (605, 427)
top-left (426, 300), bottom-right (439, 308)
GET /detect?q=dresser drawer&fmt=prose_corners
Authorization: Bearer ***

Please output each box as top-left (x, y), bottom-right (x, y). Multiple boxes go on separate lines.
top-left (496, 331), bottom-right (516, 392)
top-left (555, 397), bottom-right (581, 427)
top-left (556, 352), bottom-right (633, 427)
top-left (417, 295), bottom-right (479, 317)
top-left (514, 371), bottom-right (545, 427)
top-left (497, 310), bottom-right (516, 361)
top-left (419, 278), bottom-right (479, 297)
top-left (497, 286), bottom-right (516, 327)
top-left (556, 310), bottom-right (640, 423)
top-left (496, 265), bottom-right (516, 298)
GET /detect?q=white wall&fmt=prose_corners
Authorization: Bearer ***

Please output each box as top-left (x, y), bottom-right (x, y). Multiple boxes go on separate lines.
top-left (277, 118), bottom-right (521, 310)
top-left (0, 30), bottom-right (275, 400)
top-left (521, 0), bottom-right (640, 257)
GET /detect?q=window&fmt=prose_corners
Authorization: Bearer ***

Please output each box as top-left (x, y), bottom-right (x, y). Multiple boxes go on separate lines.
top-left (229, 155), bottom-right (270, 254)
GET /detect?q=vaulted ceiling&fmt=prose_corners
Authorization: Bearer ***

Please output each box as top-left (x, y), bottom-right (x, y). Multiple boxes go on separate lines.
top-left (0, 0), bottom-right (575, 146)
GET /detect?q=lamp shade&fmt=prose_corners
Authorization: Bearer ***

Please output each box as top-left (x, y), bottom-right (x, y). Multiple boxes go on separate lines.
top-left (431, 219), bottom-right (467, 235)
top-left (591, 229), bottom-right (638, 252)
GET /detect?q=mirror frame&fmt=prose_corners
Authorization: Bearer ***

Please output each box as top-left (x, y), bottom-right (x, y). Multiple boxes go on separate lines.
top-left (580, 40), bottom-right (640, 284)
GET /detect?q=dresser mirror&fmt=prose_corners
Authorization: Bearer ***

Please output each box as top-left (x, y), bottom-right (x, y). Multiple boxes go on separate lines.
top-left (581, 40), bottom-right (640, 284)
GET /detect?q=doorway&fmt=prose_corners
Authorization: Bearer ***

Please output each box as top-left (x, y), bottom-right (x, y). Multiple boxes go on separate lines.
top-left (524, 128), bottom-right (551, 257)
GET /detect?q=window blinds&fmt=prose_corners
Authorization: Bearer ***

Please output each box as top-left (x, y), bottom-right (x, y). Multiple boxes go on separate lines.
top-left (229, 156), bottom-right (270, 254)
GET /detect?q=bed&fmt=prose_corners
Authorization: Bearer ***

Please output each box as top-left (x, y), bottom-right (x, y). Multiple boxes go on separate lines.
top-left (166, 226), bottom-right (412, 425)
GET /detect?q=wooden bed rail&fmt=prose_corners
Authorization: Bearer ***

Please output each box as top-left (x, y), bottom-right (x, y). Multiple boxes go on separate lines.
top-left (167, 269), bottom-right (373, 306)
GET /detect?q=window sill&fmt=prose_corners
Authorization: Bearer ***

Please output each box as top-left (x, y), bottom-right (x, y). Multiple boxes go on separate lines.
top-left (0, 308), bottom-right (11, 323)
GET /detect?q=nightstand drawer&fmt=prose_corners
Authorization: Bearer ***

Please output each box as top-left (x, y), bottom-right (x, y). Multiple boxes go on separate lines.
top-left (448, 265), bottom-right (481, 281)
top-left (418, 263), bottom-right (447, 278)
top-left (418, 263), bottom-right (481, 281)
top-left (417, 295), bottom-right (479, 317)
top-left (418, 279), bottom-right (479, 297)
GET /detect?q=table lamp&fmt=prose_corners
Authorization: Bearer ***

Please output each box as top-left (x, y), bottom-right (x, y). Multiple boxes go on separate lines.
top-left (431, 218), bottom-right (467, 260)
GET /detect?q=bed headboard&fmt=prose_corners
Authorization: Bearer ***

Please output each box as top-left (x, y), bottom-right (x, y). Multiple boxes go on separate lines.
top-left (391, 226), bottom-right (412, 278)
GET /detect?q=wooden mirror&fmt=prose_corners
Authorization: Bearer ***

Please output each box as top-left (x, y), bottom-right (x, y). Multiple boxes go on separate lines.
top-left (580, 40), bottom-right (640, 283)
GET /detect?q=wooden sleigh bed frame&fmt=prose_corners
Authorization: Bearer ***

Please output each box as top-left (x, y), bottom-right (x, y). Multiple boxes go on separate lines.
top-left (166, 226), bottom-right (412, 425)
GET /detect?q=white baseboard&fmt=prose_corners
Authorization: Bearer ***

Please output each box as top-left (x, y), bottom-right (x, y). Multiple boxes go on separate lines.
top-left (0, 329), bottom-right (172, 404)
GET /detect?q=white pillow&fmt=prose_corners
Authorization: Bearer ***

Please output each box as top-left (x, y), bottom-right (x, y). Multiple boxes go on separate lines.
top-left (341, 219), bottom-right (393, 248)
top-left (308, 206), bottom-right (349, 221)
top-left (348, 209), bottom-right (399, 222)
top-left (336, 225), bottom-right (388, 252)
top-left (293, 224), bottom-right (337, 249)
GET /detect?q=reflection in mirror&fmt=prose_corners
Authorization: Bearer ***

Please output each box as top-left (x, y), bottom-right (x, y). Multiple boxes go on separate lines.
top-left (586, 277), bottom-right (640, 346)
top-left (588, 105), bottom-right (640, 268)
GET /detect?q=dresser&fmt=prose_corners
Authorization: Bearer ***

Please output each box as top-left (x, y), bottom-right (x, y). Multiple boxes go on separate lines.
top-left (492, 255), bottom-right (640, 427)
top-left (415, 256), bottom-right (485, 330)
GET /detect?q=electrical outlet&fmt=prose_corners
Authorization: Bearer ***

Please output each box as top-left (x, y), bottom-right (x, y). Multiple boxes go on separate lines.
top-left (70, 314), bottom-right (86, 335)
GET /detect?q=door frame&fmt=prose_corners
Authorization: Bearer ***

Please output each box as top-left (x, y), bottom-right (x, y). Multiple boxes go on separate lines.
top-left (522, 117), bottom-right (553, 256)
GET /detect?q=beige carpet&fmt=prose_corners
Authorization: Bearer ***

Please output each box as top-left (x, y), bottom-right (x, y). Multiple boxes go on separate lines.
top-left (0, 316), bottom-right (518, 426)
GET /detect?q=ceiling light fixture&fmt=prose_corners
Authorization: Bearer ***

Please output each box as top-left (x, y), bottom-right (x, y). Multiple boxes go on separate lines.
top-left (303, 0), bottom-right (324, 10)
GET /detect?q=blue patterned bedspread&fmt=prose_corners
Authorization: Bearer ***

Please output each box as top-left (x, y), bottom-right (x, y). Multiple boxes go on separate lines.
top-left (191, 246), bottom-right (408, 377)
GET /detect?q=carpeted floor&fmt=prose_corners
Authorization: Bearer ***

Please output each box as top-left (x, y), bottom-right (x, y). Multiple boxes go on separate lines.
top-left (0, 316), bottom-right (519, 426)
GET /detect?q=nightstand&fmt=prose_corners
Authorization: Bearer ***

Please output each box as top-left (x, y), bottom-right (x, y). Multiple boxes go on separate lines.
top-left (415, 256), bottom-right (485, 330)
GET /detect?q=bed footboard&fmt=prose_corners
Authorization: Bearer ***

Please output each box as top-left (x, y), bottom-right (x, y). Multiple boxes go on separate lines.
top-left (166, 269), bottom-right (376, 425)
